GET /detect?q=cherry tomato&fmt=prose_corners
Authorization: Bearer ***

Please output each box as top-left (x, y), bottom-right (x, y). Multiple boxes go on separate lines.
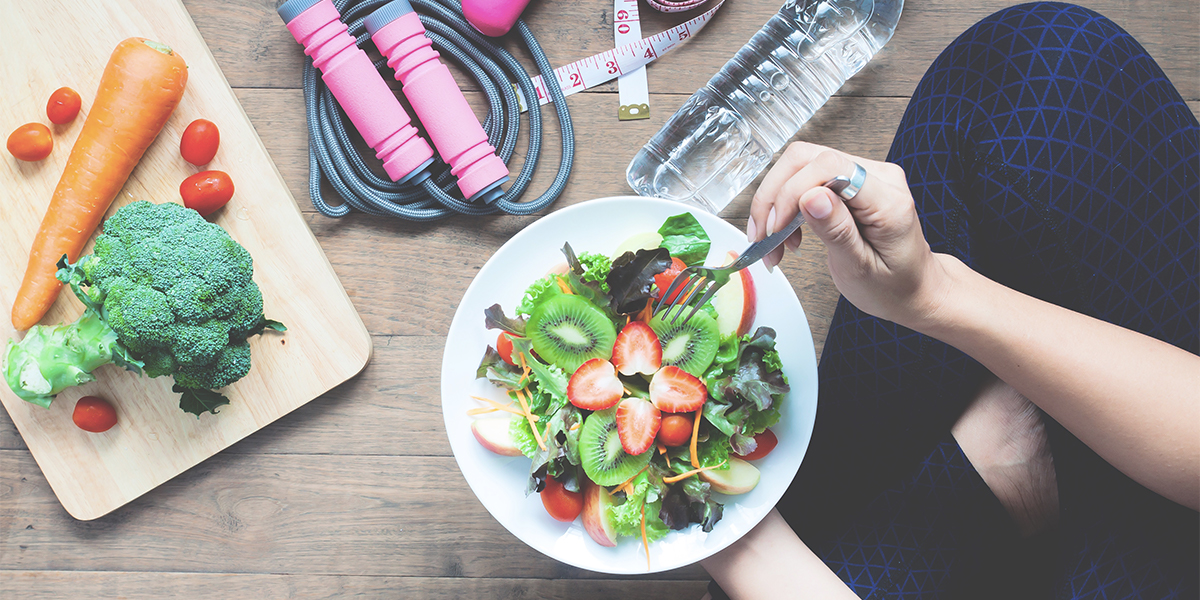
top-left (72, 396), bottom-right (117, 433)
top-left (6, 123), bottom-right (53, 161)
top-left (46, 87), bottom-right (82, 124)
top-left (734, 428), bottom-right (778, 461)
top-left (540, 477), bottom-right (583, 522)
top-left (496, 332), bottom-right (518, 366)
top-left (653, 257), bottom-right (687, 303)
top-left (180, 170), bottom-right (234, 216)
top-left (657, 413), bottom-right (693, 447)
top-left (180, 119), bottom-right (220, 166)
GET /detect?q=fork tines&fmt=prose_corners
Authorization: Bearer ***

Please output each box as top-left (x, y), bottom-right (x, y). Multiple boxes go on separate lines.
top-left (653, 268), bottom-right (714, 325)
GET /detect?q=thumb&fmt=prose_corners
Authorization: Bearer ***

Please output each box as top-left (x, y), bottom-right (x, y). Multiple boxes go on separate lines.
top-left (799, 186), bottom-right (864, 261)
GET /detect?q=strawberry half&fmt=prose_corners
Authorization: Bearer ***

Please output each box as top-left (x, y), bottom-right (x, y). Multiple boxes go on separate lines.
top-left (649, 366), bottom-right (707, 413)
top-left (615, 396), bottom-right (661, 455)
top-left (567, 358), bottom-right (624, 410)
top-left (611, 321), bottom-right (662, 376)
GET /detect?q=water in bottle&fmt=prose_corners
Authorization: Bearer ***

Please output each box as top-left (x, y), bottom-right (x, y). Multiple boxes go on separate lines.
top-left (626, 0), bottom-right (903, 213)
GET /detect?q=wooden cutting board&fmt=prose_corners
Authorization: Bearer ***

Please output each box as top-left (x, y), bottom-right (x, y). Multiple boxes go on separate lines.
top-left (0, 0), bottom-right (371, 520)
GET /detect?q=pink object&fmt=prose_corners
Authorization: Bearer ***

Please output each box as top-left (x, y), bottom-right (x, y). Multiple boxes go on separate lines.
top-left (279, 0), bottom-right (434, 183)
top-left (461, 0), bottom-right (533, 37)
top-left (368, 1), bottom-right (508, 202)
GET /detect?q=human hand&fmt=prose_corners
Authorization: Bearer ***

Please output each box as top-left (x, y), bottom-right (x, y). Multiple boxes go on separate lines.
top-left (747, 141), bottom-right (953, 328)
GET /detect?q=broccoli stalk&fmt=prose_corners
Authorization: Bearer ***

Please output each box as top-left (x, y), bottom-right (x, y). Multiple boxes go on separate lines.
top-left (3, 308), bottom-right (139, 408)
top-left (3, 201), bottom-right (284, 416)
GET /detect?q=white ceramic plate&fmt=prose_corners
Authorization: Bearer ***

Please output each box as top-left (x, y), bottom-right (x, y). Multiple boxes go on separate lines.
top-left (441, 196), bottom-right (818, 574)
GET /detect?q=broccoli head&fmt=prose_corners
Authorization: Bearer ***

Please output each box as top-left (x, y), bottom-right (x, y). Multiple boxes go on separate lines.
top-left (3, 201), bottom-right (284, 416)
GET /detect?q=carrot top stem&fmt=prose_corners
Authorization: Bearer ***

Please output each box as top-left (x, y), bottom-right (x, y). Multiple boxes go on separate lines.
top-left (142, 40), bottom-right (173, 55)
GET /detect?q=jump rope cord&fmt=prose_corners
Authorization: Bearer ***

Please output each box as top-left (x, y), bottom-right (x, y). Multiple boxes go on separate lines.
top-left (303, 0), bottom-right (575, 220)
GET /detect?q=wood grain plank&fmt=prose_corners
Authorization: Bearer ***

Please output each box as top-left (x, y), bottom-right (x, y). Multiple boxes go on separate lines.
top-left (0, 450), bottom-right (707, 581)
top-left (0, 572), bottom-right (710, 599)
top-left (189, 0), bottom-right (1198, 99)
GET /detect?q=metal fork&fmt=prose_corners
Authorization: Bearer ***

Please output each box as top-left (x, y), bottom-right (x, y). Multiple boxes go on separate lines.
top-left (653, 176), bottom-right (857, 325)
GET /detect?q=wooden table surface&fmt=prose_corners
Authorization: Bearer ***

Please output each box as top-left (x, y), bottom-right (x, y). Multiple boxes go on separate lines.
top-left (2, 0), bottom-right (1196, 597)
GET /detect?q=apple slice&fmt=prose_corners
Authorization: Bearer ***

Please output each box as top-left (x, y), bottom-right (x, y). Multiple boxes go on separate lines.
top-left (712, 250), bottom-right (756, 338)
top-left (699, 456), bottom-right (760, 495)
top-left (581, 479), bottom-right (618, 547)
top-left (614, 231), bottom-right (664, 257)
top-left (471, 417), bottom-right (523, 456)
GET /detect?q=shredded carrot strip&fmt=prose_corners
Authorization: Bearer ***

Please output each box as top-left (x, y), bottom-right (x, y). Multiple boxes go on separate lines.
top-left (517, 353), bottom-right (531, 386)
top-left (663, 460), bottom-right (727, 484)
top-left (640, 502), bottom-right (650, 571)
top-left (556, 276), bottom-right (573, 294)
top-left (569, 422), bottom-right (580, 431)
top-left (469, 396), bottom-right (537, 420)
top-left (466, 407), bottom-right (498, 416)
top-left (658, 443), bottom-right (671, 469)
top-left (689, 410), bottom-right (702, 468)
top-left (514, 389), bottom-right (546, 451)
top-left (615, 464), bottom-right (650, 495)
top-left (636, 298), bottom-right (654, 323)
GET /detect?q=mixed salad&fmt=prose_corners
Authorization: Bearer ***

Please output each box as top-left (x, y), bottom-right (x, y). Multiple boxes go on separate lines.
top-left (469, 213), bottom-right (789, 561)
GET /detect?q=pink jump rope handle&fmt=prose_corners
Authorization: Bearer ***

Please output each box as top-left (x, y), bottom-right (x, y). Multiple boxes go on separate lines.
top-left (461, 0), bottom-right (534, 37)
top-left (279, 0), bottom-right (434, 183)
top-left (367, 1), bottom-right (509, 202)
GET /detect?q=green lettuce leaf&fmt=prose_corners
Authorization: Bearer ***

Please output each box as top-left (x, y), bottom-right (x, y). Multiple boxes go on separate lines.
top-left (510, 416), bottom-right (540, 458)
top-left (609, 467), bottom-right (671, 542)
top-left (476, 347), bottom-right (525, 390)
top-left (484, 304), bottom-right (526, 336)
top-left (658, 213), bottom-right (711, 266)
top-left (516, 275), bottom-right (562, 317)
top-left (578, 251), bottom-right (612, 293)
top-left (700, 327), bottom-right (789, 450)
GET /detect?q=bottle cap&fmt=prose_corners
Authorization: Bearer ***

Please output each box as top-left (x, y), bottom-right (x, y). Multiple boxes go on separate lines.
top-left (277, 0), bottom-right (323, 24)
top-left (364, 0), bottom-right (415, 37)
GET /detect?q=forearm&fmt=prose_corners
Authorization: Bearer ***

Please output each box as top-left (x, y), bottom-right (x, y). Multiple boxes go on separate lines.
top-left (916, 255), bottom-right (1200, 509)
top-left (702, 508), bottom-right (858, 600)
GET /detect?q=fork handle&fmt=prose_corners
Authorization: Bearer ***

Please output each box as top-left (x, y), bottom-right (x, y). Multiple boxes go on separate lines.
top-left (729, 177), bottom-right (853, 271)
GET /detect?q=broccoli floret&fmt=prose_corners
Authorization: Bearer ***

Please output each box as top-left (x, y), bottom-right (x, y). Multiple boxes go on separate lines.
top-left (3, 201), bottom-right (284, 416)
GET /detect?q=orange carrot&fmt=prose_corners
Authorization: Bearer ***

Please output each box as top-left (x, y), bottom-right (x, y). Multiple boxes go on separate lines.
top-left (663, 460), bottom-right (727, 484)
top-left (12, 38), bottom-right (187, 330)
top-left (689, 409), bottom-right (703, 468)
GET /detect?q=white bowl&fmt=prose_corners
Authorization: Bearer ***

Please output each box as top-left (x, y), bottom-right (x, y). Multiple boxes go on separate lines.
top-left (440, 196), bottom-right (818, 574)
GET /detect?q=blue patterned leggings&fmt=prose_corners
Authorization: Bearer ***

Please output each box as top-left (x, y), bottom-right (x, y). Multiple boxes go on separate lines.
top-left (715, 3), bottom-right (1198, 598)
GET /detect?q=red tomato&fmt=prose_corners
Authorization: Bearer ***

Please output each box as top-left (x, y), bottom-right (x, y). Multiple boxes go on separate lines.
top-left (540, 477), bottom-right (583, 522)
top-left (496, 332), bottom-right (517, 365)
top-left (46, 87), bottom-right (82, 124)
top-left (657, 413), bottom-right (693, 447)
top-left (180, 170), bottom-right (235, 216)
top-left (72, 396), bottom-right (117, 433)
top-left (734, 428), bottom-right (778, 461)
top-left (6, 123), bottom-right (53, 161)
top-left (180, 119), bottom-right (220, 166)
top-left (653, 257), bottom-right (687, 303)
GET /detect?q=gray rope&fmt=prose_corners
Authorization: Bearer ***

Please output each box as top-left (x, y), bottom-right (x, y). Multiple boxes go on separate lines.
top-left (302, 0), bottom-right (574, 220)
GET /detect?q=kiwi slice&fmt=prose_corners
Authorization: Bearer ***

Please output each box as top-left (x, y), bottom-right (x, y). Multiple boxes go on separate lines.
top-left (526, 294), bottom-right (617, 373)
top-left (649, 306), bottom-right (720, 376)
top-left (580, 407), bottom-right (653, 486)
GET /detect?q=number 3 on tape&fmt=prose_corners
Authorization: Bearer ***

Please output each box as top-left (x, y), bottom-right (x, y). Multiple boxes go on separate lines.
top-left (514, 0), bottom-right (725, 113)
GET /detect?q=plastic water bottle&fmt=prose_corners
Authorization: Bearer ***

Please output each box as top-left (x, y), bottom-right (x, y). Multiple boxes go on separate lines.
top-left (626, 0), bottom-right (902, 213)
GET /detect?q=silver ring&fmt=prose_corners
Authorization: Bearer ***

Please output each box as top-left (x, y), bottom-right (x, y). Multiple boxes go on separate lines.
top-left (825, 162), bottom-right (868, 201)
